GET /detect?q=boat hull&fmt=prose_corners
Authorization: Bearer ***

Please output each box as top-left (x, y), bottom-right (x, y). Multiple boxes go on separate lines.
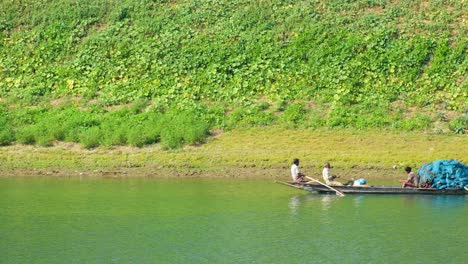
top-left (291, 183), bottom-right (467, 195)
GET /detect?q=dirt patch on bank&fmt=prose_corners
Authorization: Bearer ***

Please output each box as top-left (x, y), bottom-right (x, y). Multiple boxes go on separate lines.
top-left (0, 166), bottom-right (402, 183)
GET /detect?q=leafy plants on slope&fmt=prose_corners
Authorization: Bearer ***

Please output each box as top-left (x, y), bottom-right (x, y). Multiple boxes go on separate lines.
top-left (0, 0), bottom-right (466, 148)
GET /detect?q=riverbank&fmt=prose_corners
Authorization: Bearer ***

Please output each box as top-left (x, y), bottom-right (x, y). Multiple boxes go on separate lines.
top-left (1, 128), bottom-right (466, 181)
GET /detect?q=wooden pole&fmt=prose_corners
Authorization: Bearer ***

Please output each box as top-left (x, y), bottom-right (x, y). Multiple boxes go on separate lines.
top-left (305, 176), bottom-right (345, 197)
top-left (275, 181), bottom-right (306, 191)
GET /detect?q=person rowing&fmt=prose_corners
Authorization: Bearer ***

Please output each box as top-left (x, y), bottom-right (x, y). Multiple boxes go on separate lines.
top-left (322, 162), bottom-right (343, 186)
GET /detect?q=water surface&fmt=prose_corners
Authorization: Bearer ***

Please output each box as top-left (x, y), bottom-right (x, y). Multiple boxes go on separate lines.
top-left (1, 178), bottom-right (466, 263)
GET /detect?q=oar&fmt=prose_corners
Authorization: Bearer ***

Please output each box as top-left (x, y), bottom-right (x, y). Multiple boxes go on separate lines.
top-left (275, 181), bottom-right (307, 191)
top-left (305, 176), bottom-right (345, 197)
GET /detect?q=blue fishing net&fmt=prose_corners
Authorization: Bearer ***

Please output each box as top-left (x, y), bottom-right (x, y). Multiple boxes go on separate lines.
top-left (418, 160), bottom-right (468, 189)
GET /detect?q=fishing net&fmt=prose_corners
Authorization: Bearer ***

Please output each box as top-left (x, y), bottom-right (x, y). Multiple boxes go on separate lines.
top-left (418, 160), bottom-right (468, 189)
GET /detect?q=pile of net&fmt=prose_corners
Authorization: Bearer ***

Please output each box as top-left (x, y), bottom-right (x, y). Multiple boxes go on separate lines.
top-left (418, 160), bottom-right (468, 189)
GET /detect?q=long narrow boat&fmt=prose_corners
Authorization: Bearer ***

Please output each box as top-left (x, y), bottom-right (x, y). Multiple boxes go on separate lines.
top-left (284, 182), bottom-right (468, 195)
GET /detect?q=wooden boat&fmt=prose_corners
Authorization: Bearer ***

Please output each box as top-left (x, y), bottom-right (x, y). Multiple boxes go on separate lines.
top-left (282, 182), bottom-right (468, 195)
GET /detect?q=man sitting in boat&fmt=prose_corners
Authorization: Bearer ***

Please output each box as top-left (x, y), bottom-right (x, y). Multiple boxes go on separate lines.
top-left (400, 167), bottom-right (419, 188)
top-left (322, 162), bottom-right (343, 186)
top-left (291, 158), bottom-right (306, 182)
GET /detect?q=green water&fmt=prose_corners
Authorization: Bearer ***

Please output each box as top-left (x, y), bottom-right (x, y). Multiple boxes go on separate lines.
top-left (1, 178), bottom-right (467, 264)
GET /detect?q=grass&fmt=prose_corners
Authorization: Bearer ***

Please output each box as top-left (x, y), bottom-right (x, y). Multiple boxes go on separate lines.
top-left (0, 1), bottom-right (466, 146)
top-left (1, 128), bottom-right (466, 181)
top-left (2, 104), bottom-right (211, 149)
top-left (0, 1), bottom-right (466, 170)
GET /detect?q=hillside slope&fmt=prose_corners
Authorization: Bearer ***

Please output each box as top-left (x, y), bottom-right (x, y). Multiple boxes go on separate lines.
top-left (0, 0), bottom-right (466, 148)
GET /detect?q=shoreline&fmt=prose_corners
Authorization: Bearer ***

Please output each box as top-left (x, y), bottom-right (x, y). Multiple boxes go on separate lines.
top-left (1, 128), bottom-right (466, 181)
top-left (0, 166), bottom-right (401, 180)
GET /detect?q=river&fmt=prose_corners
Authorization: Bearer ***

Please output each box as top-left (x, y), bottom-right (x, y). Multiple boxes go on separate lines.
top-left (1, 178), bottom-right (466, 263)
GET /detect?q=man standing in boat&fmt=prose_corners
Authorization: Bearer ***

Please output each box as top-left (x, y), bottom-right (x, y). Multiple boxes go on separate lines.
top-left (322, 162), bottom-right (343, 186)
top-left (291, 158), bottom-right (306, 182)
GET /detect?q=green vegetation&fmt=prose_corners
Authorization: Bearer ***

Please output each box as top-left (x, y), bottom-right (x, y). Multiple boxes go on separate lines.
top-left (0, 0), bottom-right (466, 149)
top-left (1, 128), bottom-right (467, 180)
top-left (3, 103), bottom-right (210, 149)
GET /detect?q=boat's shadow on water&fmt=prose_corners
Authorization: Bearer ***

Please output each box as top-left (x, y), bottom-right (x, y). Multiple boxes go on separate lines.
top-left (401, 194), bottom-right (468, 208)
top-left (287, 192), bottom-right (467, 216)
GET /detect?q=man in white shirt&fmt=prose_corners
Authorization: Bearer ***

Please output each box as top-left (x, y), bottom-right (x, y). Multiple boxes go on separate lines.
top-left (291, 158), bottom-right (306, 182)
top-left (322, 162), bottom-right (343, 186)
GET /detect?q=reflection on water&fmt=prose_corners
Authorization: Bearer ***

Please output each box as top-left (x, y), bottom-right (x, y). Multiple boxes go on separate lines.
top-left (288, 195), bottom-right (302, 216)
top-left (288, 194), bottom-right (314, 216)
top-left (288, 193), bottom-right (342, 217)
top-left (415, 195), bottom-right (468, 208)
top-left (390, 194), bottom-right (468, 210)
top-left (320, 195), bottom-right (339, 211)
top-left (288, 193), bottom-right (467, 218)
top-left (351, 195), bottom-right (365, 208)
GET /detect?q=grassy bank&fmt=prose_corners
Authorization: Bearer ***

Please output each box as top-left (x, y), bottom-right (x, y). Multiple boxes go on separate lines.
top-left (0, 1), bottom-right (466, 176)
top-left (2, 100), bottom-right (466, 149)
top-left (1, 128), bottom-right (466, 181)
top-left (0, 0), bottom-right (466, 150)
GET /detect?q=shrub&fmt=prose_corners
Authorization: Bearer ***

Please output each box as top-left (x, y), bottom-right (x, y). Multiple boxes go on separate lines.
top-left (226, 104), bottom-right (275, 129)
top-left (140, 119), bottom-right (162, 145)
top-left (398, 114), bottom-right (433, 131)
top-left (79, 127), bottom-right (102, 149)
top-left (0, 108), bottom-right (15, 146)
top-left (279, 103), bottom-right (307, 128)
top-left (160, 110), bottom-right (210, 149)
top-left (16, 126), bottom-right (36, 145)
top-left (36, 134), bottom-right (55, 147)
top-left (449, 116), bottom-right (467, 134)
top-left (183, 122), bottom-right (210, 145)
top-left (327, 108), bottom-right (356, 128)
top-left (160, 129), bottom-right (182, 149)
top-left (354, 106), bottom-right (392, 129)
top-left (304, 109), bottom-right (326, 129)
top-left (99, 120), bottom-right (128, 147)
top-left (127, 126), bottom-right (146, 147)
top-left (0, 127), bottom-right (15, 146)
